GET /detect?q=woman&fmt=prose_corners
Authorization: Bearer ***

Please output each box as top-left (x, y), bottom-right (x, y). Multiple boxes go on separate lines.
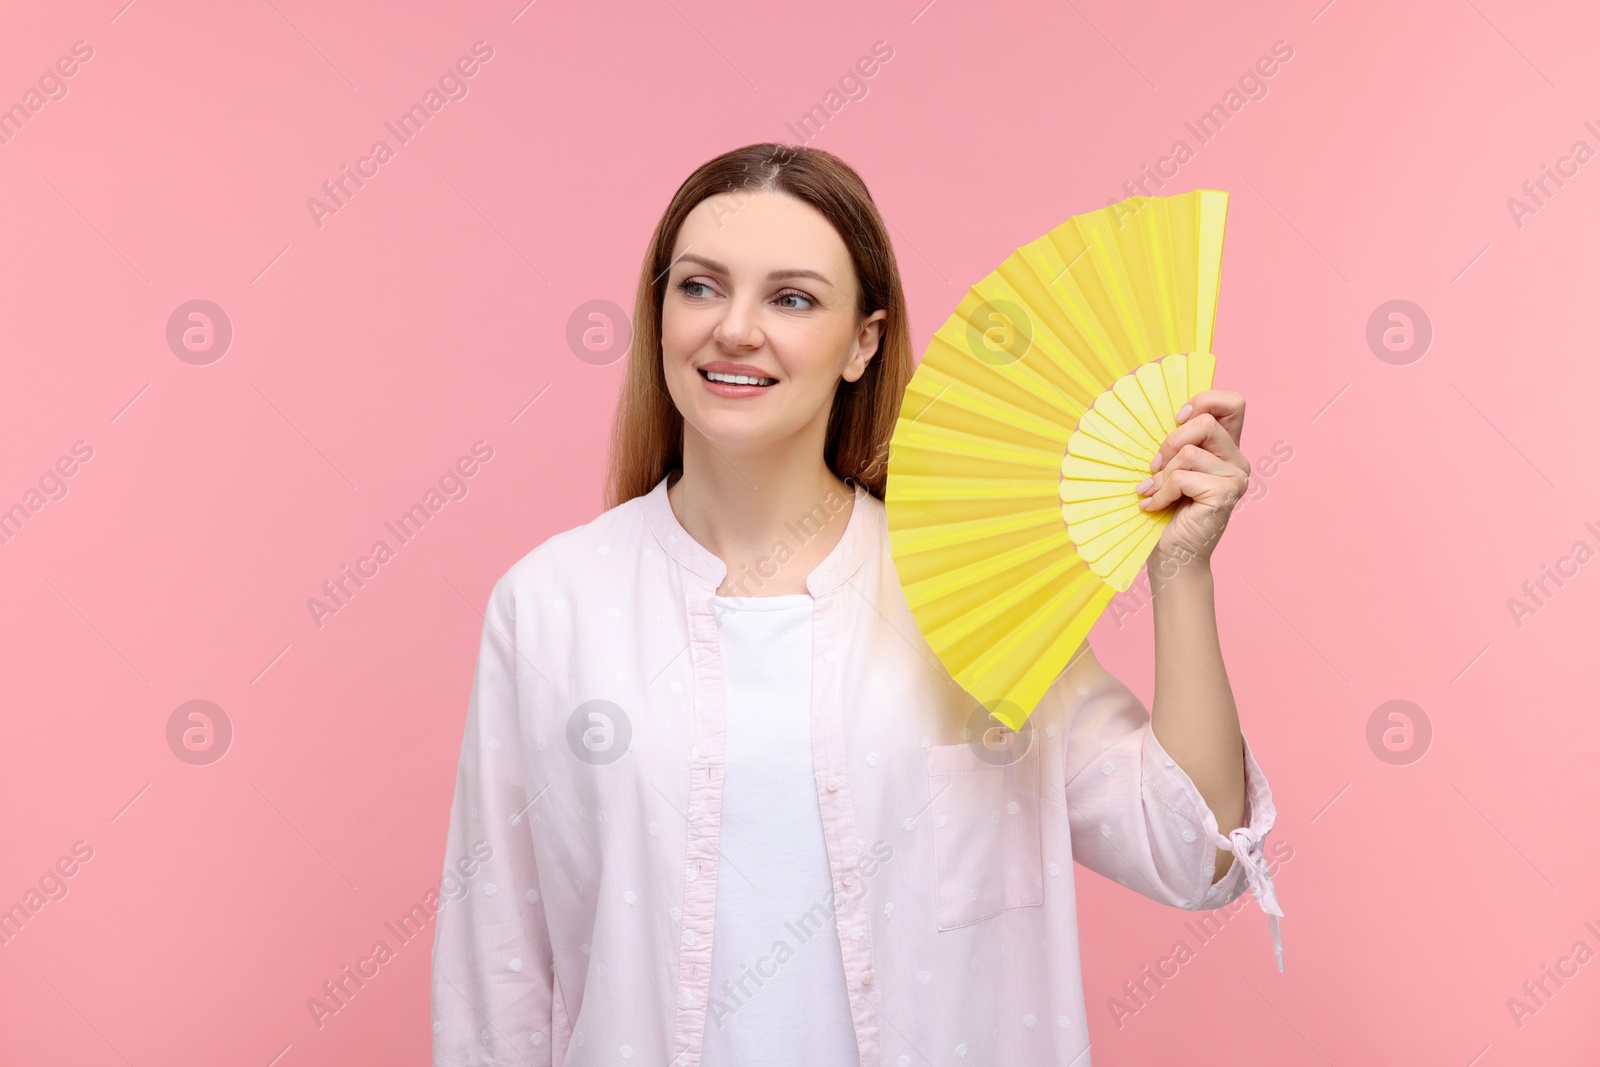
top-left (431, 143), bottom-right (1281, 1066)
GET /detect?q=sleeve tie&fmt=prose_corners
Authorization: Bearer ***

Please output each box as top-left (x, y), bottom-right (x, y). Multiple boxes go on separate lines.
top-left (1223, 823), bottom-right (1284, 972)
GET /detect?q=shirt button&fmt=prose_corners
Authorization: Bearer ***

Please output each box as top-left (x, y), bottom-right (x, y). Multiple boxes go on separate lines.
top-left (842, 873), bottom-right (856, 888)
top-left (860, 970), bottom-right (874, 986)
top-left (826, 776), bottom-right (839, 791)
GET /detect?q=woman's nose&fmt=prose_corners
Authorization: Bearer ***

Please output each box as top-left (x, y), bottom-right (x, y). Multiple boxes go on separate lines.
top-left (713, 299), bottom-right (764, 348)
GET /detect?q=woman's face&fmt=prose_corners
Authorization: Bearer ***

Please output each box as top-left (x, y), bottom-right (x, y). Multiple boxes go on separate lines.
top-left (661, 190), bottom-right (887, 458)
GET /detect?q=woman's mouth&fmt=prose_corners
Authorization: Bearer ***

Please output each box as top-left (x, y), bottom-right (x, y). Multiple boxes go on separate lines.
top-left (698, 367), bottom-right (778, 396)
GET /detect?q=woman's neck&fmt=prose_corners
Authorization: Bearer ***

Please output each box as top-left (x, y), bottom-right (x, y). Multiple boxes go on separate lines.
top-left (666, 458), bottom-right (856, 597)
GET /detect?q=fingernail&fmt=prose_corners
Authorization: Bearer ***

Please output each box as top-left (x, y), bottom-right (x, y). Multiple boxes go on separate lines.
top-left (1134, 478), bottom-right (1152, 493)
top-left (1150, 453), bottom-right (1165, 472)
top-left (1177, 404), bottom-right (1192, 421)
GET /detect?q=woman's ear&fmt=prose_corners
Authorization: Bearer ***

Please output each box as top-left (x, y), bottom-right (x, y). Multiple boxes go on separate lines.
top-left (844, 309), bottom-right (889, 382)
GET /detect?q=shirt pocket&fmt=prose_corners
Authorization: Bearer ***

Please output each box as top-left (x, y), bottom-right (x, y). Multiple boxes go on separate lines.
top-left (925, 739), bottom-right (1044, 930)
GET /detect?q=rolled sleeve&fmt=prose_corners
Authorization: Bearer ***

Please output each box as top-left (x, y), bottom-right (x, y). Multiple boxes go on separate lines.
top-left (1142, 727), bottom-right (1284, 970)
top-left (1058, 643), bottom-right (1285, 971)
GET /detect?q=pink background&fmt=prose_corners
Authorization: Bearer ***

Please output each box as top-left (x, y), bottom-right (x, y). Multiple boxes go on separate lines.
top-left (3, 0), bottom-right (1597, 1063)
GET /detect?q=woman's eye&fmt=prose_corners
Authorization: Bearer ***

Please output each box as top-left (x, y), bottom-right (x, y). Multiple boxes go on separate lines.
top-left (675, 279), bottom-right (812, 309)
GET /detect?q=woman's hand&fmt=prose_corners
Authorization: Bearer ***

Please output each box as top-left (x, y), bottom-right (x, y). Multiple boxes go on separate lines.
top-left (1133, 389), bottom-right (1249, 569)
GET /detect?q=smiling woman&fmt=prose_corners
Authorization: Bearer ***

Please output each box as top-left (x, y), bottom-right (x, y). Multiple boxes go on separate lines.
top-left (655, 193), bottom-right (890, 481)
top-left (431, 142), bottom-right (1278, 1067)
top-left (605, 144), bottom-right (911, 513)
top-left (676, 253), bottom-right (833, 393)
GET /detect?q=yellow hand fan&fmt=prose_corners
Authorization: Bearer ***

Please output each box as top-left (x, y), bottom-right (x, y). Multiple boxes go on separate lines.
top-left (886, 189), bottom-right (1229, 732)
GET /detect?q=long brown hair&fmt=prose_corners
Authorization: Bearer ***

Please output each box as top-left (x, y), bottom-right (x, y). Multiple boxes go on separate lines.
top-left (603, 142), bottom-right (912, 510)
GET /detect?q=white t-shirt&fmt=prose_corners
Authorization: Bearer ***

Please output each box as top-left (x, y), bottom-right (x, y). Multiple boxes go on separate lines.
top-left (700, 592), bottom-right (859, 1066)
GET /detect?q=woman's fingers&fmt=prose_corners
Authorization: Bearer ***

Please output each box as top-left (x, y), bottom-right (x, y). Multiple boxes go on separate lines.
top-left (1181, 388), bottom-right (1246, 442)
top-left (1137, 444), bottom-right (1238, 510)
top-left (1155, 390), bottom-right (1246, 471)
top-left (1149, 410), bottom-right (1246, 479)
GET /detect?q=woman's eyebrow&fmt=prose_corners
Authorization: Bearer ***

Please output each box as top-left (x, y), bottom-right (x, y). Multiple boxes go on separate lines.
top-left (674, 252), bottom-right (833, 287)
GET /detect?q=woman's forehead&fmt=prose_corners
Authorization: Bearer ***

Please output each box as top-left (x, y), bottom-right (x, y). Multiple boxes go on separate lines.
top-left (674, 190), bottom-right (850, 270)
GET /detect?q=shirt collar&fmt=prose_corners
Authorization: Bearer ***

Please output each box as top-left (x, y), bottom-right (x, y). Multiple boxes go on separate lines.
top-left (643, 470), bottom-right (876, 597)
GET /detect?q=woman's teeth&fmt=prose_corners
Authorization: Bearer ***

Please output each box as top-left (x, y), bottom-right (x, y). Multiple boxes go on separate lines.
top-left (703, 370), bottom-right (776, 386)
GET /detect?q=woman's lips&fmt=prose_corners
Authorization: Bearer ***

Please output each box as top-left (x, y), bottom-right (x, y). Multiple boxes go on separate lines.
top-left (698, 367), bottom-right (777, 397)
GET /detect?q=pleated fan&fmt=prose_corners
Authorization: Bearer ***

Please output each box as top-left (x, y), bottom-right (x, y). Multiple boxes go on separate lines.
top-left (886, 189), bottom-right (1230, 732)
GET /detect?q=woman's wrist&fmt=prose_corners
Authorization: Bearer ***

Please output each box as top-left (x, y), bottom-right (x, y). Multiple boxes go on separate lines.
top-left (1148, 549), bottom-right (1214, 595)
